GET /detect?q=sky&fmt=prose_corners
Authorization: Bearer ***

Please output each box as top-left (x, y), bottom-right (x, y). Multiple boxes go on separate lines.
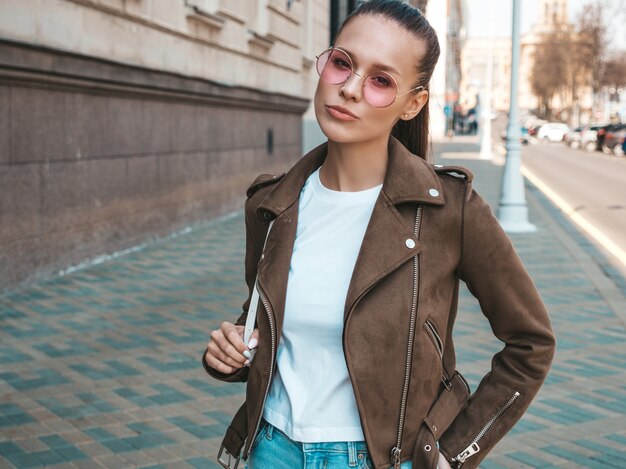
top-left (466, 0), bottom-right (626, 49)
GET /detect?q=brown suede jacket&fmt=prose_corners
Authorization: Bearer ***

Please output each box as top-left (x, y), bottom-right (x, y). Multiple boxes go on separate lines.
top-left (203, 136), bottom-right (556, 469)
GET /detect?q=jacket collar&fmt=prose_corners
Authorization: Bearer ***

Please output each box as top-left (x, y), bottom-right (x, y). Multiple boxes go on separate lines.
top-left (257, 136), bottom-right (445, 218)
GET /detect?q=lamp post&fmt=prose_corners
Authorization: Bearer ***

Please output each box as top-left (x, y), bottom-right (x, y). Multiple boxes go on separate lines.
top-left (497, 0), bottom-right (536, 233)
top-left (480, 0), bottom-right (495, 160)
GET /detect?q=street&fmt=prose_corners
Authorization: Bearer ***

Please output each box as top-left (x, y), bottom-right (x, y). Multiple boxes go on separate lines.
top-left (520, 141), bottom-right (626, 256)
top-left (490, 115), bottom-right (626, 280)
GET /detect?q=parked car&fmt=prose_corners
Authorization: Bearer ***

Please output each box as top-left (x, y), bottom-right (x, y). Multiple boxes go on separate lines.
top-left (602, 123), bottom-right (626, 156)
top-left (596, 124), bottom-right (613, 152)
top-left (536, 123), bottom-right (570, 142)
top-left (564, 126), bottom-right (584, 149)
top-left (580, 124), bottom-right (607, 152)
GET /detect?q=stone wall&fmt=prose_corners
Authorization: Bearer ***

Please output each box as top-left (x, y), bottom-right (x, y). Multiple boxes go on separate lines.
top-left (0, 40), bottom-right (308, 291)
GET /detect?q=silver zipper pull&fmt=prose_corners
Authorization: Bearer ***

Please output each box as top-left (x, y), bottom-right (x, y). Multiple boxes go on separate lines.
top-left (455, 442), bottom-right (480, 463)
top-left (390, 446), bottom-right (402, 469)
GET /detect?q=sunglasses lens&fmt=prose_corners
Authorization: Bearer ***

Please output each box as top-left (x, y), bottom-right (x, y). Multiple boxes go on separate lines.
top-left (317, 49), bottom-right (352, 85)
top-left (363, 73), bottom-right (398, 108)
top-left (316, 48), bottom-right (399, 107)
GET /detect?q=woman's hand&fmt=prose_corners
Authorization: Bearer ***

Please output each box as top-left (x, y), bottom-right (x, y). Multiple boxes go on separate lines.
top-left (204, 322), bottom-right (259, 374)
top-left (437, 452), bottom-right (452, 469)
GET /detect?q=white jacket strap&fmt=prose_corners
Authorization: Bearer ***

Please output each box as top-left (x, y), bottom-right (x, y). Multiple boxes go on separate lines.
top-left (243, 219), bottom-right (274, 345)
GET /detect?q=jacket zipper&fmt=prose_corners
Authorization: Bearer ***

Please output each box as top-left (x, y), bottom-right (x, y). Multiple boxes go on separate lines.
top-left (424, 319), bottom-right (443, 359)
top-left (424, 319), bottom-right (455, 390)
top-left (390, 205), bottom-right (422, 469)
top-left (243, 285), bottom-right (276, 460)
top-left (450, 391), bottom-right (521, 467)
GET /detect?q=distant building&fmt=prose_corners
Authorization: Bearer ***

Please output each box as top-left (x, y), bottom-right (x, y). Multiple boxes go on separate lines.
top-left (460, 0), bottom-right (595, 124)
top-left (460, 36), bottom-right (512, 112)
top-left (415, 0), bottom-right (467, 139)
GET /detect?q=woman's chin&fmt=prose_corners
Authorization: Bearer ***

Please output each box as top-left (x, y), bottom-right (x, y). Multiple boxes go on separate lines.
top-left (318, 120), bottom-right (365, 144)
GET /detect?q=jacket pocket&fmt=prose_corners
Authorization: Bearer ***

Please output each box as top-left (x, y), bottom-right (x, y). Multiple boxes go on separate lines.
top-left (424, 319), bottom-right (444, 360)
top-left (424, 318), bottom-right (452, 390)
top-left (450, 390), bottom-right (521, 468)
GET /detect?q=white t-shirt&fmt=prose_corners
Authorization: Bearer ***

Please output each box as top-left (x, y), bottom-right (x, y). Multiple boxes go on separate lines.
top-left (263, 166), bottom-right (383, 442)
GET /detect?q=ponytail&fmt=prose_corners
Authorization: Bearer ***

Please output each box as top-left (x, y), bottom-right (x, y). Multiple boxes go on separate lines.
top-left (391, 89), bottom-right (431, 160)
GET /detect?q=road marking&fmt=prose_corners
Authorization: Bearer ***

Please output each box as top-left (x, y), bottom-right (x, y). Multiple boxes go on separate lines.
top-left (521, 166), bottom-right (626, 269)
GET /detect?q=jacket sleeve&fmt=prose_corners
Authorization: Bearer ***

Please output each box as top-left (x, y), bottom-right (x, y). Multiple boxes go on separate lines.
top-left (201, 194), bottom-right (266, 383)
top-left (438, 186), bottom-right (556, 468)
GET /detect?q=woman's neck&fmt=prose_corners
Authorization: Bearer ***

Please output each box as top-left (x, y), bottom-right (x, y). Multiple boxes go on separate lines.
top-left (319, 139), bottom-right (389, 192)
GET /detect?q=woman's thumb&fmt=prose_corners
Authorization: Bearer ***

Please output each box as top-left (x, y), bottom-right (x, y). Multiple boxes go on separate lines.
top-left (248, 329), bottom-right (259, 349)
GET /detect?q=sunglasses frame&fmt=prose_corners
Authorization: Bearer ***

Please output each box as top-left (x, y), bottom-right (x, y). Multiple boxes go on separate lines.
top-left (315, 46), bottom-right (424, 108)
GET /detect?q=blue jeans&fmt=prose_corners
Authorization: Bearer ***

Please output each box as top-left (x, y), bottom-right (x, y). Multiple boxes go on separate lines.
top-left (246, 417), bottom-right (413, 469)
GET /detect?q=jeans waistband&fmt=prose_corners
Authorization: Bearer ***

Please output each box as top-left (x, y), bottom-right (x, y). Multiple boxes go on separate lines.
top-left (263, 418), bottom-right (369, 453)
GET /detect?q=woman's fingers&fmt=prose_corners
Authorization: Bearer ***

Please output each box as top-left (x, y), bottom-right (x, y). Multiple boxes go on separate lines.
top-left (205, 323), bottom-right (260, 373)
top-left (204, 348), bottom-right (237, 374)
top-left (225, 324), bottom-right (249, 355)
top-left (248, 328), bottom-right (259, 349)
top-left (208, 323), bottom-right (247, 365)
top-left (206, 337), bottom-right (245, 369)
top-left (243, 328), bottom-right (259, 366)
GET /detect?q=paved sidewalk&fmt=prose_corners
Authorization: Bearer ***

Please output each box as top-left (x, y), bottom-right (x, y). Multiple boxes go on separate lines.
top-left (1, 137), bottom-right (625, 468)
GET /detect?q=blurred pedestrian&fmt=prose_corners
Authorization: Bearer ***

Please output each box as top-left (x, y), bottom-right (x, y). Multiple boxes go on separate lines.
top-left (466, 107), bottom-right (477, 135)
top-left (203, 1), bottom-right (555, 468)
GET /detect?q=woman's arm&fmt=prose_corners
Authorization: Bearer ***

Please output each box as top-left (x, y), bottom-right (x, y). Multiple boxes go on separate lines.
top-left (201, 189), bottom-right (267, 383)
top-left (438, 187), bottom-right (556, 468)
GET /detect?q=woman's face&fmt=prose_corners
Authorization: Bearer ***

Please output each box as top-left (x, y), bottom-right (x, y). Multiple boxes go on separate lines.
top-left (314, 14), bottom-right (429, 145)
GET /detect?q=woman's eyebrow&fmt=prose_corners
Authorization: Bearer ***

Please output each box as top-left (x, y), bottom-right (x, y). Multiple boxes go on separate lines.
top-left (340, 47), bottom-right (400, 76)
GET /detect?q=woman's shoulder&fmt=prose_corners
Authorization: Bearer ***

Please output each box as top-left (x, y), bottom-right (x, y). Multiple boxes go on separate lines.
top-left (429, 162), bottom-right (475, 203)
top-left (245, 172), bottom-right (286, 198)
top-left (431, 163), bottom-right (473, 184)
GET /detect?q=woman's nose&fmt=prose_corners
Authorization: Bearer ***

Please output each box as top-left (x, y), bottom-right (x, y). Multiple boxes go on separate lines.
top-left (339, 72), bottom-right (364, 102)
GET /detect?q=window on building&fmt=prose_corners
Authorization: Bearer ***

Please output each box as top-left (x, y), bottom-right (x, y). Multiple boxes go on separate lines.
top-left (330, 0), bottom-right (359, 43)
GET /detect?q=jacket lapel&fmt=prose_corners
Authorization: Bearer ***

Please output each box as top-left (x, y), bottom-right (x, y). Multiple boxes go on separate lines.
top-left (256, 203), bottom-right (299, 335)
top-left (255, 137), bottom-right (446, 331)
top-left (342, 190), bottom-right (423, 322)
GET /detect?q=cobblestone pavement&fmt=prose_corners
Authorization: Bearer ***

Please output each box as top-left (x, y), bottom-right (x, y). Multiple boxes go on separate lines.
top-left (1, 138), bottom-right (625, 468)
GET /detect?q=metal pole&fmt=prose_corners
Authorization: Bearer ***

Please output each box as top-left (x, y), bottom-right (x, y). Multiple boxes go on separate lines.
top-left (497, 0), bottom-right (536, 233)
top-left (480, 0), bottom-right (495, 160)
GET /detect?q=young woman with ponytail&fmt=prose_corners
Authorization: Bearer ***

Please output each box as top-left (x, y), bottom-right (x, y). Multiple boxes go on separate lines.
top-left (203, 1), bottom-right (555, 468)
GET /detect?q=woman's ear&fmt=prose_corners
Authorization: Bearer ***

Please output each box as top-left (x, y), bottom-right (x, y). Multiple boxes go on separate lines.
top-left (400, 89), bottom-right (429, 121)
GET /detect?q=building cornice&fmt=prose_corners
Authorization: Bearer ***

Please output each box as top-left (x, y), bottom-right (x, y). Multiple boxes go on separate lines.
top-left (0, 39), bottom-right (309, 114)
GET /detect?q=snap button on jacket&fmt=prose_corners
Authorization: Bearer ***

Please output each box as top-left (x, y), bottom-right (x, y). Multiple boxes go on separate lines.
top-left (203, 136), bottom-right (555, 469)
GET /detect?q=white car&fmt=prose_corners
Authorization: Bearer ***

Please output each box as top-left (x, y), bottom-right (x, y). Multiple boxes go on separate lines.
top-left (536, 123), bottom-right (570, 142)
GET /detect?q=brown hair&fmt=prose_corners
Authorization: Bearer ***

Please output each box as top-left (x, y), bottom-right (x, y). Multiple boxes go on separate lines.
top-left (336, 0), bottom-right (440, 160)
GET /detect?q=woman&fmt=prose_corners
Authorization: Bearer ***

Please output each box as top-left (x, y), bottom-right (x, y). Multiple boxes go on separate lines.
top-left (202, 1), bottom-right (555, 468)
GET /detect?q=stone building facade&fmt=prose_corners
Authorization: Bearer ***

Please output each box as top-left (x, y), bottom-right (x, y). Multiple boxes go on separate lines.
top-left (460, 36), bottom-right (512, 112)
top-left (0, 0), bottom-right (329, 291)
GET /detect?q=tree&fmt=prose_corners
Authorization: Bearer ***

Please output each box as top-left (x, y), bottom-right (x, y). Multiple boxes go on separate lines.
top-left (575, 0), bottom-right (608, 95)
top-left (530, 0), bottom-right (615, 123)
top-left (530, 29), bottom-right (570, 119)
top-left (601, 51), bottom-right (626, 90)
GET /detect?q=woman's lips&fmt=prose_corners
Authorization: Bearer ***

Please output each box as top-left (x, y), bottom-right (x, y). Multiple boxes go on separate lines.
top-left (326, 105), bottom-right (359, 121)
